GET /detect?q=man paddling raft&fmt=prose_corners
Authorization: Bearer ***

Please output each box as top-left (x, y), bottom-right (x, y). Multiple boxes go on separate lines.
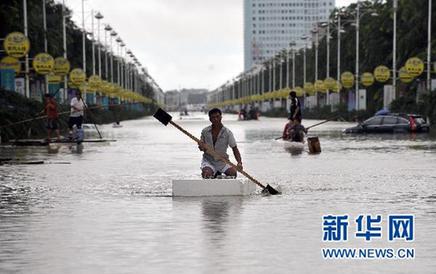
top-left (198, 108), bottom-right (243, 179)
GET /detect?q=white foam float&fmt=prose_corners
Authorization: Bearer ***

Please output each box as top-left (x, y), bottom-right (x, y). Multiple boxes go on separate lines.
top-left (172, 179), bottom-right (257, 197)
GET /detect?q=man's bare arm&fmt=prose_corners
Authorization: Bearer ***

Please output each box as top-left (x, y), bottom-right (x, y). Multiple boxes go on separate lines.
top-left (232, 146), bottom-right (243, 170)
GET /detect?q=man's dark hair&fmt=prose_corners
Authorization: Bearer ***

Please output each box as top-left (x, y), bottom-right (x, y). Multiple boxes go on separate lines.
top-left (44, 93), bottom-right (53, 98)
top-left (208, 108), bottom-right (222, 117)
top-left (289, 91), bottom-right (296, 98)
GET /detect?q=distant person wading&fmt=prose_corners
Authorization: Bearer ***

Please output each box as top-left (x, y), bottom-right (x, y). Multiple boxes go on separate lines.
top-left (68, 91), bottom-right (86, 141)
top-left (42, 93), bottom-right (61, 142)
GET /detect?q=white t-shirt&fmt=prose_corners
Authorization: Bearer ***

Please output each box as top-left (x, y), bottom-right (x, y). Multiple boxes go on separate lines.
top-left (70, 97), bottom-right (85, 117)
top-left (200, 125), bottom-right (237, 170)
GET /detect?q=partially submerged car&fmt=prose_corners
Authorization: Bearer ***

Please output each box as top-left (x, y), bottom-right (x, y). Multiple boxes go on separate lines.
top-left (343, 113), bottom-right (430, 134)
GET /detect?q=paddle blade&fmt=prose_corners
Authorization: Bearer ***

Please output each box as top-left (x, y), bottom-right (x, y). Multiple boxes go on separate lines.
top-left (153, 108), bottom-right (172, 126)
top-left (262, 184), bottom-right (281, 195)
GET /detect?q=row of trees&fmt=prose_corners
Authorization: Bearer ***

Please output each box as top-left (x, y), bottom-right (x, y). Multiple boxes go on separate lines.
top-left (210, 0), bottom-right (435, 114)
top-left (0, 0), bottom-right (157, 101)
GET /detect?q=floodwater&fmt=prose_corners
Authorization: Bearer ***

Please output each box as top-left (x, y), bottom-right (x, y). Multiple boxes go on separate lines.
top-left (1, 112), bottom-right (436, 274)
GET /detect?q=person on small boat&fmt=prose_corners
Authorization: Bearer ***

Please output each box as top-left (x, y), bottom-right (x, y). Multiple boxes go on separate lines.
top-left (289, 118), bottom-right (307, 143)
top-left (288, 91), bottom-right (302, 121)
top-left (198, 108), bottom-right (243, 179)
top-left (238, 108), bottom-right (247, 120)
top-left (282, 119), bottom-right (294, 141)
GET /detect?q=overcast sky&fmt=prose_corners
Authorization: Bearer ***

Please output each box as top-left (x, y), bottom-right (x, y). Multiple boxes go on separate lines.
top-left (68, 0), bottom-right (357, 92)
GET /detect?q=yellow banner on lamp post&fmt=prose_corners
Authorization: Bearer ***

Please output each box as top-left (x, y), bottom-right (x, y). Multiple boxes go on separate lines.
top-left (294, 86), bottom-right (304, 96)
top-left (88, 75), bottom-right (102, 91)
top-left (330, 81), bottom-right (342, 93)
top-left (32, 53), bottom-right (54, 75)
top-left (324, 77), bottom-right (336, 90)
top-left (361, 72), bottom-right (375, 87)
top-left (3, 32), bottom-right (30, 58)
top-left (53, 57), bottom-right (70, 76)
top-left (0, 56), bottom-right (21, 74)
top-left (47, 72), bottom-right (62, 84)
top-left (314, 80), bottom-right (326, 93)
top-left (69, 68), bottom-right (86, 85)
top-left (341, 71), bottom-right (354, 89)
top-left (304, 82), bottom-right (315, 95)
top-left (374, 65), bottom-right (390, 83)
top-left (405, 57), bottom-right (424, 77)
top-left (399, 67), bottom-right (414, 83)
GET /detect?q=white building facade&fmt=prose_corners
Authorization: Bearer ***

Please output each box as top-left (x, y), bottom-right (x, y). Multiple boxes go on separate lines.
top-left (244, 0), bottom-right (335, 70)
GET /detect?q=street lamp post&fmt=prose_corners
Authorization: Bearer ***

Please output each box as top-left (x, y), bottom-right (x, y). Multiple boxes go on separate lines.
top-left (62, 0), bottom-right (68, 102)
top-left (120, 43), bottom-right (125, 89)
top-left (335, 6), bottom-right (377, 110)
top-left (23, 0), bottom-right (30, 98)
top-left (392, 0), bottom-right (398, 100)
top-left (288, 42), bottom-right (296, 89)
top-left (427, 0), bottom-right (432, 92)
top-left (95, 12), bottom-right (103, 77)
top-left (42, 0), bottom-right (47, 52)
top-left (115, 37), bottom-right (122, 85)
top-left (353, 2), bottom-right (378, 110)
top-left (319, 21), bottom-right (331, 105)
top-left (110, 30), bottom-right (117, 83)
top-left (313, 26), bottom-right (320, 108)
top-left (127, 49), bottom-right (132, 89)
top-left (42, 0), bottom-right (49, 94)
top-left (81, 0), bottom-right (86, 73)
top-left (91, 10), bottom-right (95, 75)
top-left (286, 49), bottom-right (290, 87)
top-left (301, 35), bottom-right (308, 105)
top-left (313, 29), bottom-right (319, 82)
top-left (337, 14), bottom-right (341, 99)
top-left (355, 1), bottom-right (360, 110)
top-left (261, 67), bottom-right (264, 93)
top-left (104, 25), bottom-right (112, 80)
top-left (292, 48), bottom-right (296, 89)
top-left (269, 61), bottom-right (272, 92)
top-left (272, 58), bottom-right (276, 91)
top-left (301, 35), bottom-right (308, 85)
top-left (279, 57), bottom-right (283, 90)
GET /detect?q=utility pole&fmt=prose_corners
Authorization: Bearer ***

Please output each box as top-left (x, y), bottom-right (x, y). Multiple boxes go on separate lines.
top-left (91, 10), bottom-right (95, 75)
top-left (23, 0), bottom-right (30, 98)
top-left (427, 0), bottom-right (432, 92)
top-left (355, 1), bottom-right (360, 110)
top-left (326, 21), bottom-right (330, 105)
top-left (392, 0), bottom-right (397, 100)
top-left (95, 12), bottom-right (103, 77)
top-left (337, 15), bottom-right (341, 96)
top-left (62, 0), bottom-right (68, 102)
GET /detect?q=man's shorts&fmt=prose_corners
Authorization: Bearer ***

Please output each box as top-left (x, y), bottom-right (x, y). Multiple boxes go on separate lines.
top-left (46, 118), bottom-right (59, 130)
top-left (68, 116), bottom-right (83, 129)
top-left (200, 158), bottom-right (232, 175)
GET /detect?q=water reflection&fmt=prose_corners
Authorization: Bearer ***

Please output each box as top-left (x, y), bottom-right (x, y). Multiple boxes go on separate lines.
top-left (69, 144), bottom-right (84, 154)
top-left (201, 197), bottom-right (243, 235)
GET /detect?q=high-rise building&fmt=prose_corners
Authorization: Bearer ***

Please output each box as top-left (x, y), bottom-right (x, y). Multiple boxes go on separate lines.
top-left (244, 0), bottom-right (335, 71)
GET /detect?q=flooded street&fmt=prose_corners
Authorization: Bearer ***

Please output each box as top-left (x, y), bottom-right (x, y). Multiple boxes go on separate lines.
top-left (1, 113), bottom-right (436, 273)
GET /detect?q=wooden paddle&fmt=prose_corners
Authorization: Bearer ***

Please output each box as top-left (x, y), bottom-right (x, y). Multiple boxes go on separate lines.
top-left (305, 116), bottom-right (339, 130)
top-left (153, 108), bottom-right (280, 195)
